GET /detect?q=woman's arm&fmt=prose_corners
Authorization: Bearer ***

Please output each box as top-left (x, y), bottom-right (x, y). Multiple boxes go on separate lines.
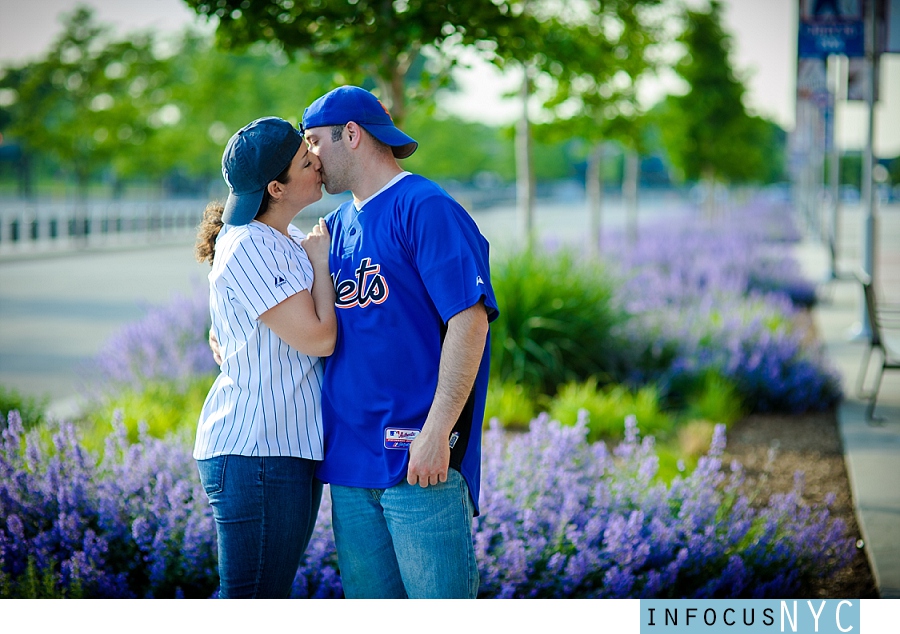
top-left (258, 219), bottom-right (336, 357)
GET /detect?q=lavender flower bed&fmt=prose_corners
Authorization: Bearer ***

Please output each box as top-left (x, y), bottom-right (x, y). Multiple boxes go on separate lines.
top-left (0, 410), bottom-right (342, 599)
top-left (1, 410), bottom-right (852, 598)
top-left (0, 411), bottom-right (215, 597)
top-left (14, 197), bottom-right (847, 598)
top-left (475, 414), bottom-right (852, 598)
top-left (86, 283), bottom-right (217, 394)
top-left (83, 198), bottom-right (835, 418)
top-left (605, 202), bottom-right (840, 412)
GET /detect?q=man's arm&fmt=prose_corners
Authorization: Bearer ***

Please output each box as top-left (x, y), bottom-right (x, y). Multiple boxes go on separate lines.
top-left (407, 299), bottom-right (489, 488)
top-left (209, 330), bottom-right (223, 366)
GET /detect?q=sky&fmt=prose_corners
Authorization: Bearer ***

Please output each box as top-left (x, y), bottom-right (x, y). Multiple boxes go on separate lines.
top-left (0, 0), bottom-right (898, 155)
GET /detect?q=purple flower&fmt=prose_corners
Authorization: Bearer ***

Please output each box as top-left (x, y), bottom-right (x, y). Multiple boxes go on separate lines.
top-left (83, 281), bottom-right (217, 394)
top-left (474, 415), bottom-right (853, 598)
top-left (601, 199), bottom-right (841, 414)
top-left (1, 409), bottom-right (854, 598)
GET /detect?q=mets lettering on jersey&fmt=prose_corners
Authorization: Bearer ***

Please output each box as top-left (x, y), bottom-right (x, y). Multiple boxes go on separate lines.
top-left (333, 257), bottom-right (389, 308)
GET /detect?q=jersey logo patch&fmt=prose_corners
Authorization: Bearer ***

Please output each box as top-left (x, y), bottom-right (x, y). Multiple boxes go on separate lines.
top-left (385, 428), bottom-right (419, 449)
top-left (333, 257), bottom-right (389, 309)
top-left (476, 275), bottom-right (484, 285)
top-left (274, 274), bottom-right (287, 288)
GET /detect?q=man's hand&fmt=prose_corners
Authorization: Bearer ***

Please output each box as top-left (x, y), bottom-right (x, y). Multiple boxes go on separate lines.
top-left (406, 427), bottom-right (450, 488)
top-left (209, 330), bottom-right (223, 366)
top-left (405, 300), bottom-right (488, 488)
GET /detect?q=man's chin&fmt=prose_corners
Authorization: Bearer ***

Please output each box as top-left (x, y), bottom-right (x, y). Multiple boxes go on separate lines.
top-left (324, 183), bottom-right (348, 195)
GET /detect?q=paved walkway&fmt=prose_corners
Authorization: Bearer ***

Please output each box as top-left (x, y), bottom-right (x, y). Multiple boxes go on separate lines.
top-left (0, 240), bottom-right (210, 414)
top-left (794, 202), bottom-right (900, 599)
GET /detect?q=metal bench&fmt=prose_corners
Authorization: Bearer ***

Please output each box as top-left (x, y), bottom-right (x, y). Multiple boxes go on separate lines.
top-left (855, 271), bottom-right (900, 422)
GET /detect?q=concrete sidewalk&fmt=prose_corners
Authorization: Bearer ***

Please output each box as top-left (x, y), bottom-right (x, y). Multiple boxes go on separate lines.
top-left (794, 204), bottom-right (900, 599)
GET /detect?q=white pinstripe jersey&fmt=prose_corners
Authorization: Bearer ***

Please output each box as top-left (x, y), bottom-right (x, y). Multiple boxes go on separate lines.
top-left (193, 220), bottom-right (324, 461)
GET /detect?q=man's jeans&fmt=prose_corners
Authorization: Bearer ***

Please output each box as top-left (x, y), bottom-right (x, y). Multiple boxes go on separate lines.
top-left (329, 468), bottom-right (479, 598)
top-left (197, 455), bottom-right (322, 598)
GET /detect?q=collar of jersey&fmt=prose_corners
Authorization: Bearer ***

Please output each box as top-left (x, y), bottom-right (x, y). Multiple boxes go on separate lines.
top-left (354, 171), bottom-right (411, 212)
top-left (249, 219), bottom-right (301, 242)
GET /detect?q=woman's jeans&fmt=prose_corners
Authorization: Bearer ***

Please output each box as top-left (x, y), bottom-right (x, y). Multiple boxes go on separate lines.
top-left (329, 468), bottom-right (478, 598)
top-left (197, 455), bottom-right (322, 598)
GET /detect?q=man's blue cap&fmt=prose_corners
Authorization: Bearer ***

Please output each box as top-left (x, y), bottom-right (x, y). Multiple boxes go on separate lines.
top-left (221, 117), bottom-right (304, 226)
top-left (301, 86), bottom-right (418, 159)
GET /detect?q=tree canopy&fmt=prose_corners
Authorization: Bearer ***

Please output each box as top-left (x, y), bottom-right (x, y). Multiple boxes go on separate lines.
top-left (0, 8), bottom-right (340, 192)
top-left (182, 0), bottom-right (543, 125)
top-left (0, 7), bottom-right (167, 193)
top-left (0, 1), bottom-right (789, 197)
top-left (539, 0), bottom-right (662, 149)
top-left (657, 0), bottom-right (782, 185)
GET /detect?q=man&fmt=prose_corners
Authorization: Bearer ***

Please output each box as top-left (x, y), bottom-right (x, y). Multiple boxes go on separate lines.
top-left (301, 86), bottom-right (498, 599)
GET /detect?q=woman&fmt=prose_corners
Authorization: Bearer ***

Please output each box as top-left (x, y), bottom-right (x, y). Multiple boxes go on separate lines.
top-left (193, 116), bottom-right (335, 598)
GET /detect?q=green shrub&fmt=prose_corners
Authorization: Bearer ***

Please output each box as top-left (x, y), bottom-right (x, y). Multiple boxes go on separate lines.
top-left (654, 440), bottom-right (699, 483)
top-left (681, 370), bottom-right (746, 426)
top-left (0, 385), bottom-right (47, 431)
top-left (484, 379), bottom-right (537, 430)
top-left (79, 374), bottom-right (215, 451)
top-left (0, 558), bottom-right (83, 599)
top-left (676, 419), bottom-right (718, 457)
top-left (547, 378), bottom-right (674, 442)
top-left (490, 247), bottom-right (627, 396)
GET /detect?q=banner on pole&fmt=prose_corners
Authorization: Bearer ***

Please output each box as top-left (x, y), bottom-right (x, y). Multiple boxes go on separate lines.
top-left (797, 57), bottom-right (831, 108)
top-left (791, 57), bottom-right (829, 176)
top-left (798, 0), bottom-right (865, 57)
top-left (887, 0), bottom-right (900, 51)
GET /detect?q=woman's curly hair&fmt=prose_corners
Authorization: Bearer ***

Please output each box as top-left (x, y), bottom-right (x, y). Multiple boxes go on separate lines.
top-left (195, 202), bottom-right (224, 265)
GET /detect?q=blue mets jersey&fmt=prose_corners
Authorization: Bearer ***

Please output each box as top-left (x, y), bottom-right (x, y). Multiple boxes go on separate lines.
top-left (317, 173), bottom-right (498, 513)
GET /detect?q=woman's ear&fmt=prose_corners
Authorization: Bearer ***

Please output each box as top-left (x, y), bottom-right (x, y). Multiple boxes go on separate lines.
top-left (267, 179), bottom-right (284, 201)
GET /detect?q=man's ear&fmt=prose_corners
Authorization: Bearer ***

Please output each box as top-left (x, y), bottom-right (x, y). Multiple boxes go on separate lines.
top-left (345, 121), bottom-right (363, 149)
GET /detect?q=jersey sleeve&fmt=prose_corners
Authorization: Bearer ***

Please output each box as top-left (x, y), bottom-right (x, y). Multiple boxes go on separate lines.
top-left (407, 191), bottom-right (499, 324)
top-left (222, 232), bottom-right (312, 321)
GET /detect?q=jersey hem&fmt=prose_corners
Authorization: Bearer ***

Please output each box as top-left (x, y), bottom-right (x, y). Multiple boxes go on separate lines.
top-left (193, 449), bottom-right (324, 461)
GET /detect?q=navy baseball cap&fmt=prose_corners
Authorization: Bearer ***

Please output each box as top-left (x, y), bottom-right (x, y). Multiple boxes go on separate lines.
top-left (301, 86), bottom-right (418, 159)
top-left (221, 117), bottom-right (304, 226)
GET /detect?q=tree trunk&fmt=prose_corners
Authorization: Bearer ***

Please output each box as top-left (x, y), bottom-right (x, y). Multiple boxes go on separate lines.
top-left (111, 172), bottom-right (125, 199)
top-left (516, 65), bottom-right (535, 248)
top-left (586, 142), bottom-right (605, 256)
top-left (17, 151), bottom-right (33, 199)
top-left (702, 165), bottom-right (716, 219)
top-left (74, 169), bottom-right (90, 246)
top-left (374, 72), bottom-right (406, 128)
top-left (377, 47), bottom-right (416, 128)
top-left (388, 67), bottom-right (406, 126)
top-left (623, 149), bottom-right (639, 244)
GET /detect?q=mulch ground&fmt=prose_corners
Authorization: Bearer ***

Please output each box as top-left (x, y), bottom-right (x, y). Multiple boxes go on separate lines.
top-left (723, 410), bottom-right (879, 598)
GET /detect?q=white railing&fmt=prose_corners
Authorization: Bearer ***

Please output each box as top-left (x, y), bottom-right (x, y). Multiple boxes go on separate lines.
top-left (0, 193), bottom-right (353, 259)
top-left (0, 198), bottom-right (206, 257)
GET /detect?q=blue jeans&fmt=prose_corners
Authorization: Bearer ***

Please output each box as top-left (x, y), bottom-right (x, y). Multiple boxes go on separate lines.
top-left (329, 468), bottom-right (478, 599)
top-left (197, 455), bottom-right (322, 598)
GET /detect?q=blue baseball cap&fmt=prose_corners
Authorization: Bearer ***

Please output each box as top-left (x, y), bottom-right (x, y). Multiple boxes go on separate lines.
top-left (301, 86), bottom-right (418, 159)
top-left (221, 117), bottom-right (304, 226)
